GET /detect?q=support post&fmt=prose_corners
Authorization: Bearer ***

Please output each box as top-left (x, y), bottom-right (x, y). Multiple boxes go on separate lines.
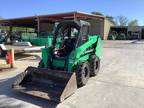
top-left (10, 48), bottom-right (14, 68)
top-left (74, 12), bottom-right (77, 21)
top-left (9, 26), bottom-right (12, 32)
top-left (37, 17), bottom-right (40, 34)
top-left (9, 25), bottom-right (13, 42)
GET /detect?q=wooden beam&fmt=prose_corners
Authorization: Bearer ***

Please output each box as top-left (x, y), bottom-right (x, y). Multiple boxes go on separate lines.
top-left (11, 48), bottom-right (14, 68)
top-left (74, 12), bottom-right (77, 21)
top-left (37, 17), bottom-right (40, 34)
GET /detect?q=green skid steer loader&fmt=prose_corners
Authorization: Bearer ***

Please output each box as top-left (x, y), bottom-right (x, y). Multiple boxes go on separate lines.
top-left (12, 20), bottom-right (101, 102)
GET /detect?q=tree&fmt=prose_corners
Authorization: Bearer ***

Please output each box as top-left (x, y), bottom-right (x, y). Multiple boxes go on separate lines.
top-left (91, 11), bottom-right (104, 16)
top-left (106, 16), bottom-right (118, 25)
top-left (128, 20), bottom-right (139, 26)
top-left (116, 16), bottom-right (129, 26)
top-left (91, 12), bottom-right (130, 26)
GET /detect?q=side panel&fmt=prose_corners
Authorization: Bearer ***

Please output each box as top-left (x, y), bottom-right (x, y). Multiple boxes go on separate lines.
top-left (95, 36), bottom-right (101, 58)
top-left (42, 48), bottom-right (52, 68)
top-left (88, 35), bottom-right (101, 58)
top-left (74, 35), bottom-right (101, 64)
top-left (52, 59), bottom-right (65, 68)
top-left (67, 51), bottom-right (75, 72)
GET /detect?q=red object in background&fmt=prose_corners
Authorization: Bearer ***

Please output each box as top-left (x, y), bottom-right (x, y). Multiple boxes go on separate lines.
top-left (6, 51), bottom-right (12, 64)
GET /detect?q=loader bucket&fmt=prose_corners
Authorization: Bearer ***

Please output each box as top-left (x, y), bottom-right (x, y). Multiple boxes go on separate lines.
top-left (12, 66), bottom-right (77, 102)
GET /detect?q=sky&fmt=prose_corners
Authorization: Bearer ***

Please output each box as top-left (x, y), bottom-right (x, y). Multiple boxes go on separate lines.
top-left (0, 0), bottom-right (144, 25)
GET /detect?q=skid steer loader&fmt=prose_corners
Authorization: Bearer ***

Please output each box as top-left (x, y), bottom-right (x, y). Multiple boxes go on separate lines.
top-left (12, 20), bottom-right (101, 102)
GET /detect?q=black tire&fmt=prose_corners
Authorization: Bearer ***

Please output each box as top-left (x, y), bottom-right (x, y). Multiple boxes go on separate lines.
top-left (0, 48), bottom-right (6, 57)
top-left (90, 55), bottom-right (100, 76)
top-left (76, 61), bottom-right (90, 87)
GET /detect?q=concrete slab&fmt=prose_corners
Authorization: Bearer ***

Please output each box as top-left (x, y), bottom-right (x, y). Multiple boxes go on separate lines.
top-left (0, 40), bottom-right (144, 108)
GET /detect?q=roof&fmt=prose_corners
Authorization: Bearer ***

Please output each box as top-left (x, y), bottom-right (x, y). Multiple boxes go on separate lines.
top-left (0, 11), bottom-right (104, 27)
top-left (111, 26), bottom-right (128, 29)
top-left (56, 20), bottom-right (91, 30)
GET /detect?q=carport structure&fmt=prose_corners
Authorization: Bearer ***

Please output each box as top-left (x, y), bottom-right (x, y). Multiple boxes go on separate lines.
top-left (0, 11), bottom-right (105, 39)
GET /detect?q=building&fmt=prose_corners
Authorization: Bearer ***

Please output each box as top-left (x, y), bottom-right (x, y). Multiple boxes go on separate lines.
top-left (0, 11), bottom-right (114, 40)
top-left (109, 26), bottom-right (144, 40)
top-left (104, 18), bottom-right (115, 40)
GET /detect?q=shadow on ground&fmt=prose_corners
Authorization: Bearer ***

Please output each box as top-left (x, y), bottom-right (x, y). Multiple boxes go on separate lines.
top-left (0, 63), bottom-right (17, 73)
top-left (0, 67), bottom-right (16, 73)
top-left (15, 53), bottom-right (41, 61)
top-left (0, 77), bottom-right (58, 108)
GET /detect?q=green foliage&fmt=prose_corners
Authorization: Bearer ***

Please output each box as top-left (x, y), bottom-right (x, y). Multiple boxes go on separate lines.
top-left (91, 12), bottom-right (130, 26)
top-left (128, 20), bottom-right (139, 26)
top-left (91, 11), bottom-right (104, 16)
top-left (116, 16), bottom-right (129, 26)
top-left (106, 16), bottom-right (117, 25)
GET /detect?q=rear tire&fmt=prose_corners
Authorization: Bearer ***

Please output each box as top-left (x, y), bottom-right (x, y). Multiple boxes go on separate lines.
top-left (90, 56), bottom-right (100, 76)
top-left (76, 61), bottom-right (90, 87)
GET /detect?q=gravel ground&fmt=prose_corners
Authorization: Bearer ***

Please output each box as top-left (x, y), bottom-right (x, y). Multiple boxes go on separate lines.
top-left (0, 40), bottom-right (144, 108)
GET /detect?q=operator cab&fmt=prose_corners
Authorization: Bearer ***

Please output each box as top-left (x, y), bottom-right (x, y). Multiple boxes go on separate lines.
top-left (50, 20), bottom-right (90, 70)
top-left (52, 21), bottom-right (80, 57)
top-left (52, 20), bottom-right (90, 58)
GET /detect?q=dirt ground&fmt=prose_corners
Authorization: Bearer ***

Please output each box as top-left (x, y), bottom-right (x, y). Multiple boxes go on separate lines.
top-left (1, 40), bottom-right (144, 108)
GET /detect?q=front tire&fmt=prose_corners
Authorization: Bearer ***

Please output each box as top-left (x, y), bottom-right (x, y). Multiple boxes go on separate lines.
top-left (90, 56), bottom-right (100, 76)
top-left (76, 61), bottom-right (90, 87)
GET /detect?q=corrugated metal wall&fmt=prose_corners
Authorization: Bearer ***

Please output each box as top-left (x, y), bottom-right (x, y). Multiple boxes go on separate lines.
top-left (39, 19), bottom-right (110, 40)
top-left (87, 19), bottom-right (104, 39)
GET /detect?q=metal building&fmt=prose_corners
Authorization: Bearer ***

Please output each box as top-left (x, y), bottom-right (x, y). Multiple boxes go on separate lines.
top-left (0, 11), bottom-right (113, 40)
